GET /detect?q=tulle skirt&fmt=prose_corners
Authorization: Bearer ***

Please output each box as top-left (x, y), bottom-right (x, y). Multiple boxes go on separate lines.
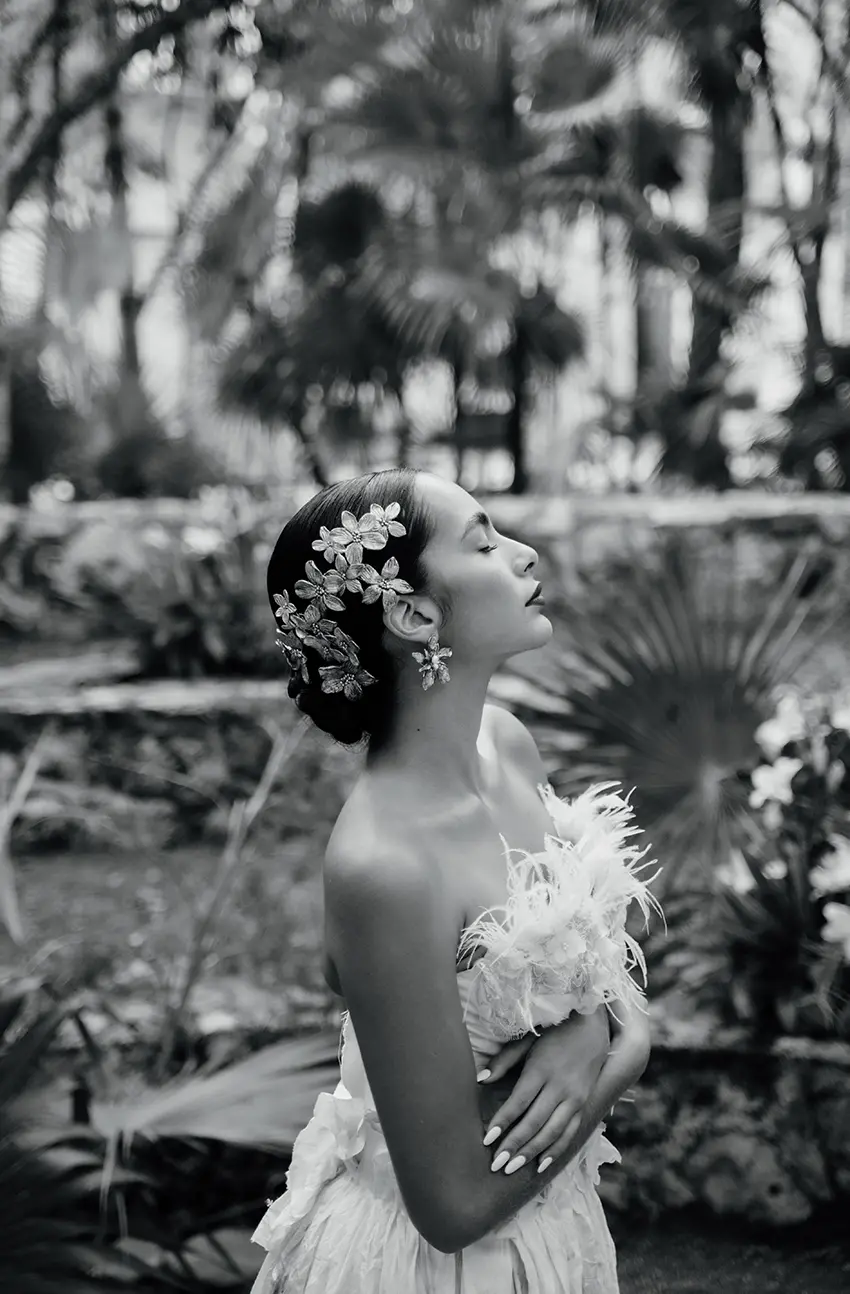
top-left (251, 1112), bottom-right (621, 1294)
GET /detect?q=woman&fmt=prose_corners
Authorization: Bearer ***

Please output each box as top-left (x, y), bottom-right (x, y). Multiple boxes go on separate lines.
top-left (252, 468), bottom-right (660, 1293)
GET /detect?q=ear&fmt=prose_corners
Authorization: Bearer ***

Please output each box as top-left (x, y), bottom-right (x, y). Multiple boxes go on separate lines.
top-left (383, 594), bottom-right (442, 646)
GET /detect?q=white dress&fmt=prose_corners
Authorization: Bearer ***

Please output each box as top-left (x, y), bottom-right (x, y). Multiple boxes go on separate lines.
top-left (250, 784), bottom-right (661, 1294)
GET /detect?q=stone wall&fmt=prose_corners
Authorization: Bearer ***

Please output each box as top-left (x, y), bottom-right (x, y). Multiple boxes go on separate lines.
top-left (601, 1036), bottom-right (850, 1226)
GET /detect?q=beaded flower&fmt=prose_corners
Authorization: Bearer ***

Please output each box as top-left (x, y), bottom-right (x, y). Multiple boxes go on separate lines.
top-left (273, 501), bottom-right (414, 700)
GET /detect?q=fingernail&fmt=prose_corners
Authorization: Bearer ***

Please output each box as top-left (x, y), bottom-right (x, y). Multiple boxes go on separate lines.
top-left (476, 1069), bottom-right (491, 1082)
top-left (482, 1125), bottom-right (501, 1147)
top-left (537, 1156), bottom-right (553, 1175)
top-left (490, 1150), bottom-right (510, 1172)
top-left (504, 1155), bottom-right (526, 1175)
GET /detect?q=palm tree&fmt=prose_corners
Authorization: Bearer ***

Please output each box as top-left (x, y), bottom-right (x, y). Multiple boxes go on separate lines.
top-left (217, 182), bottom-right (419, 482)
top-left (661, 0), bottom-right (766, 384)
top-left (328, 0), bottom-right (755, 491)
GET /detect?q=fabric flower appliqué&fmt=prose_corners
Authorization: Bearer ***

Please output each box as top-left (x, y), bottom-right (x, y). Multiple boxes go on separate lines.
top-left (252, 1089), bottom-right (367, 1248)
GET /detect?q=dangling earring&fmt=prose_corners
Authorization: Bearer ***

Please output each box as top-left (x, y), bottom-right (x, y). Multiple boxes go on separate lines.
top-left (412, 632), bottom-right (452, 690)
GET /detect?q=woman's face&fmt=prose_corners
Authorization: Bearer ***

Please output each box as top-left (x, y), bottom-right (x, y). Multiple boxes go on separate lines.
top-left (415, 475), bottom-right (553, 662)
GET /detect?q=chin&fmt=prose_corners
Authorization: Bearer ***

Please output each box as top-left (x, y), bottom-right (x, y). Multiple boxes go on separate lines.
top-left (517, 612), bottom-right (554, 652)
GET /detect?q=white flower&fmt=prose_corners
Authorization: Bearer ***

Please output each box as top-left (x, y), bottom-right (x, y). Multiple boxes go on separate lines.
top-left (182, 525), bottom-right (224, 556)
top-left (810, 835), bottom-right (850, 897)
top-left (755, 694), bottom-right (807, 760)
top-left (831, 701), bottom-right (850, 736)
top-left (761, 801), bottom-right (784, 832)
top-left (821, 902), bottom-right (850, 962)
top-left (716, 849), bottom-right (755, 894)
top-left (763, 859), bottom-right (788, 881)
top-left (748, 758), bottom-right (803, 808)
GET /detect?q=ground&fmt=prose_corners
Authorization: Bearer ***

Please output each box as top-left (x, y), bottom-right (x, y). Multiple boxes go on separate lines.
top-left (616, 1218), bottom-right (850, 1293)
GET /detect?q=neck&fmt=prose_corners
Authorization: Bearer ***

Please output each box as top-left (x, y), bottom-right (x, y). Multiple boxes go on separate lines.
top-left (368, 658), bottom-right (494, 796)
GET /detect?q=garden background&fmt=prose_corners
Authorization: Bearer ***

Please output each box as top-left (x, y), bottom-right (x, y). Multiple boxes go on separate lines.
top-left (2, 2), bottom-right (850, 1291)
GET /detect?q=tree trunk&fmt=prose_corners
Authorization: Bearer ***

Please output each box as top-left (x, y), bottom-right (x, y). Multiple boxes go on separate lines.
top-left (636, 268), bottom-right (674, 391)
top-left (98, 0), bottom-right (141, 387)
top-left (451, 360), bottom-right (465, 486)
top-left (38, 0), bottom-right (67, 321)
top-left (291, 393), bottom-right (329, 488)
top-left (687, 102), bottom-right (745, 383)
top-left (506, 326), bottom-right (529, 495)
top-left (0, 342), bottom-right (10, 500)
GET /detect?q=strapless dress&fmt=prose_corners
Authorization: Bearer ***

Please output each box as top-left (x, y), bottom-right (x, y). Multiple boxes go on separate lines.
top-left (249, 783), bottom-right (661, 1293)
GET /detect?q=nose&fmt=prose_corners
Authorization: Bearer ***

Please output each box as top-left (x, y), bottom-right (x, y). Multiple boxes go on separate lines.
top-left (513, 539), bottom-right (538, 575)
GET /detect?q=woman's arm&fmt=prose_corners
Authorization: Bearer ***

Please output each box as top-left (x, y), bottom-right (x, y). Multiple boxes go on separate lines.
top-left (327, 835), bottom-right (650, 1255)
top-left (467, 996), bottom-right (650, 1244)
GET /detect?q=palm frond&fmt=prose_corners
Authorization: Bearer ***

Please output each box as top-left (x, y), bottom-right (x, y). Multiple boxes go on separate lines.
top-left (517, 285), bottom-right (584, 371)
top-left (355, 217), bottom-right (519, 358)
top-left (511, 537), bottom-right (841, 887)
top-left (92, 1029), bottom-right (341, 1163)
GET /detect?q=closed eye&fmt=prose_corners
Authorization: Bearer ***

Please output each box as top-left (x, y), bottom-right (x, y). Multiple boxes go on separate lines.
top-left (478, 544), bottom-right (498, 553)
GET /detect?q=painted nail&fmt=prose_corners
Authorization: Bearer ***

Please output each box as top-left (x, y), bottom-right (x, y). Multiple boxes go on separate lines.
top-left (490, 1150), bottom-right (510, 1172)
top-left (476, 1069), bottom-right (491, 1082)
top-left (504, 1155), bottom-right (526, 1175)
top-left (537, 1156), bottom-right (553, 1175)
top-left (482, 1125), bottom-right (501, 1147)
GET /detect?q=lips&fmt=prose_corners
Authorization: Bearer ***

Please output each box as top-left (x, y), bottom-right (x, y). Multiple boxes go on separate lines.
top-left (526, 582), bottom-right (543, 605)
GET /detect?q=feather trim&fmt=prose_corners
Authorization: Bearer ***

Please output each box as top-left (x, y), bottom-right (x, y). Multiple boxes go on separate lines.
top-left (456, 782), bottom-right (664, 1039)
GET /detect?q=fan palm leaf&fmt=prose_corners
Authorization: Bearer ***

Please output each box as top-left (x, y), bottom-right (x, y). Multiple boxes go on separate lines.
top-left (330, 3), bottom-right (636, 204)
top-left (511, 539), bottom-right (841, 888)
top-left (92, 1029), bottom-right (341, 1185)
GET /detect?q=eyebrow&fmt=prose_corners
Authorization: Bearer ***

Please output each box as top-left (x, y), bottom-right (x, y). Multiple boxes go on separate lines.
top-left (461, 510), bottom-right (491, 540)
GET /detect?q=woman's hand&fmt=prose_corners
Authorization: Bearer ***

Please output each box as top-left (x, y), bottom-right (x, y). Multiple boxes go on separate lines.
top-left (476, 1006), bottom-right (612, 1176)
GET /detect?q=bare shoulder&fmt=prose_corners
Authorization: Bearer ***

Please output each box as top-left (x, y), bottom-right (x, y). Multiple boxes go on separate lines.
top-left (325, 779), bottom-right (423, 886)
top-left (483, 701), bottom-right (549, 785)
top-left (323, 780), bottom-right (454, 966)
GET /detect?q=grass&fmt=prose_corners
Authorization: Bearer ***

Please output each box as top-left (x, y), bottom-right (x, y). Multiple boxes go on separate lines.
top-left (615, 1215), bottom-right (850, 1293)
top-left (0, 836), bottom-right (335, 1023)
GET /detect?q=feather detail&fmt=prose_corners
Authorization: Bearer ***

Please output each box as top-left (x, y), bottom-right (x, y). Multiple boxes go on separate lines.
top-left (456, 783), bottom-right (664, 1040)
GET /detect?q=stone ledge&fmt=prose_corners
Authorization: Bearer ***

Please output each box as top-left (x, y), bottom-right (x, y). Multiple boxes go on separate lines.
top-left (0, 678), bottom-right (291, 716)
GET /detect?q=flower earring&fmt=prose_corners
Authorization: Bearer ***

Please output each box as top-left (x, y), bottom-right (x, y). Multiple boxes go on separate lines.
top-left (412, 632), bottom-right (452, 690)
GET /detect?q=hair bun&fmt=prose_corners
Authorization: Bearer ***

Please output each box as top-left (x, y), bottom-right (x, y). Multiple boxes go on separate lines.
top-left (293, 681), bottom-right (367, 747)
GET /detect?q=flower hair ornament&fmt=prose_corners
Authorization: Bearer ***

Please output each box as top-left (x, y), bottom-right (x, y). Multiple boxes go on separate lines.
top-left (273, 501), bottom-right (418, 701)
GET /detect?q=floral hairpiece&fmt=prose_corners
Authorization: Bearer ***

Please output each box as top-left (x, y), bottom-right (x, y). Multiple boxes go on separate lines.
top-left (273, 501), bottom-right (414, 701)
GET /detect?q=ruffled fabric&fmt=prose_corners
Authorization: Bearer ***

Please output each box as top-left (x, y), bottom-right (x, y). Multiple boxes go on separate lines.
top-left (251, 1105), bottom-right (621, 1294)
top-left (251, 783), bottom-right (662, 1293)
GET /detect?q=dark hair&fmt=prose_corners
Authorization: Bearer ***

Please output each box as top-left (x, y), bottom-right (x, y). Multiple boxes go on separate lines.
top-left (266, 468), bottom-right (437, 753)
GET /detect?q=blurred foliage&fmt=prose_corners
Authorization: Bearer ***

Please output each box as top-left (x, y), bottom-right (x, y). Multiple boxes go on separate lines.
top-left (684, 695), bottom-right (850, 1042)
top-left (776, 345), bottom-right (850, 491)
top-left (509, 535), bottom-right (841, 887)
top-left (7, 361), bottom-right (93, 505)
top-left (3, 0), bottom-right (848, 492)
top-left (211, 0), bottom-right (752, 490)
top-left (0, 964), bottom-right (340, 1292)
top-left (80, 516), bottom-right (276, 679)
top-left (0, 976), bottom-right (115, 1293)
